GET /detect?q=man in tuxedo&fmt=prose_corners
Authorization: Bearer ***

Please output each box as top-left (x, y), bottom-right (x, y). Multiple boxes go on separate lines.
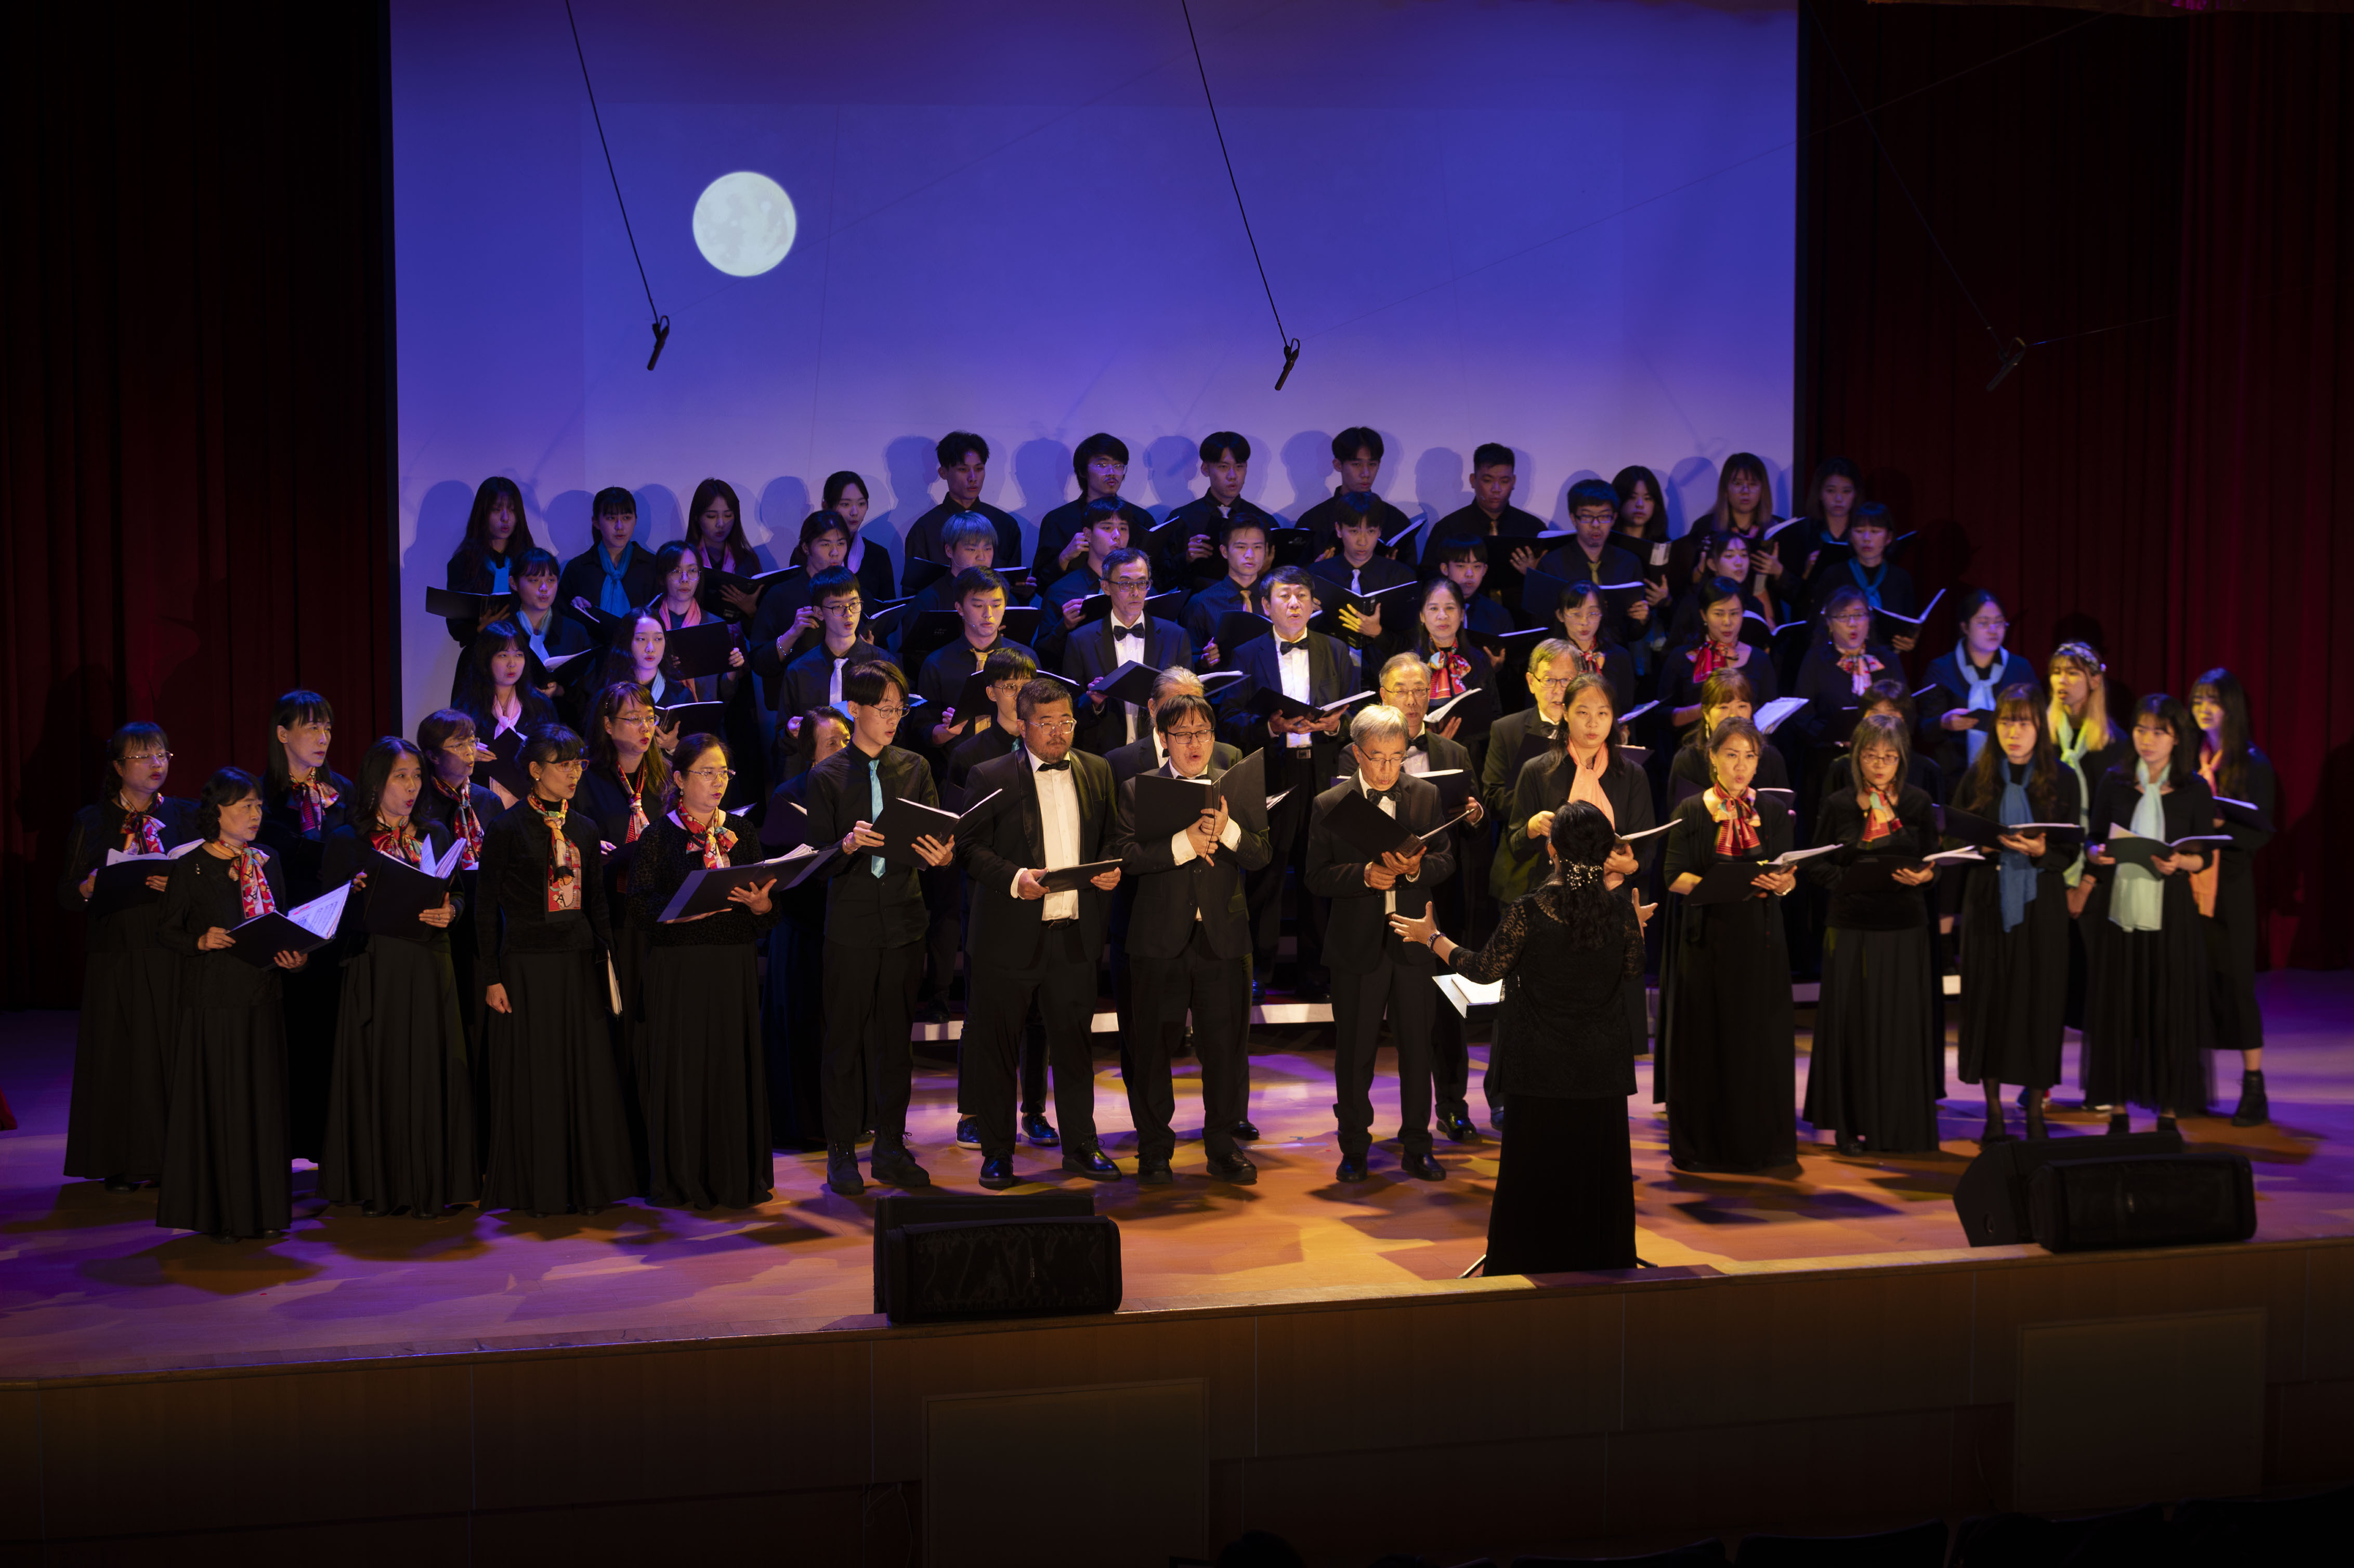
top-left (801, 660), bottom-right (957, 1196)
top-left (1483, 638), bottom-right (1576, 904)
top-left (1306, 704), bottom-right (1457, 1181)
top-left (1369, 653), bottom-right (1486, 1142)
top-left (1108, 692), bottom-right (1271, 1185)
top-left (954, 680), bottom-right (1124, 1188)
top-left (1063, 547), bottom-right (1197, 755)
top-left (1214, 565), bottom-right (1360, 998)
top-left (1106, 668), bottom-right (1237, 784)
top-left (899, 431), bottom-right (1025, 578)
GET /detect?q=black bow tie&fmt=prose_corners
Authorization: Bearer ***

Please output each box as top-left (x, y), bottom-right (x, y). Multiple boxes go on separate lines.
top-left (1111, 622), bottom-right (1143, 641)
top-left (1278, 639), bottom-right (1307, 657)
top-left (1035, 759), bottom-right (1071, 773)
top-left (1366, 786), bottom-right (1396, 804)
top-left (1406, 734), bottom-right (1429, 752)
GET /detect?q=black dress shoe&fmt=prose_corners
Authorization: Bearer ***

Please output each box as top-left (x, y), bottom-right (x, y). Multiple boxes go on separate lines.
top-left (1335, 1154), bottom-right (1369, 1182)
top-left (825, 1144), bottom-right (866, 1196)
top-left (1402, 1150), bottom-right (1446, 1181)
top-left (869, 1142), bottom-right (931, 1189)
top-left (103, 1175), bottom-right (139, 1194)
top-left (2230, 1069), bottom-right (2269, 1127)
top-left (978, 1155), bottom-right (1018, 1191)
top-left (1232, 1118), bottom-right (1260, 1142)
top-left (956, 1115), bottom-right (981, 1146)
top-left (1063, 1148), bottom-right (1120, 1180)
top-left (1834, 1135), bottom-right (1862, 1156)
top-left (1137, 1158), bottom-right (1174, 1185)
top-left (1437, 1108), bottom-right (1479, 1143)
top-left (1022, 1112), bottom-right (1061, 1148)
top-left (1206, 1153), bottom-right (1258, 1185)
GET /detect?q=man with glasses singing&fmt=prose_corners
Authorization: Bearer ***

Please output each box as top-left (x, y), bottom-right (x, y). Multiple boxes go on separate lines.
top-left (801, 660), bottom-right (958, 1197)
top-left (1063, 547), bottom-right (1196, 756)
top-left (954, 680), bottom-right (1125, 1189)
top-left (1481, 638), bottom-right (1578, 905)
top-left (1106, 691), bottom-right (1271, 1185)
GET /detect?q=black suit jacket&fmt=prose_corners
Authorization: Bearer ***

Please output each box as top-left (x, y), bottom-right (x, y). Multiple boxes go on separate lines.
top-left (1306, 552), bottom-right (1419, 659)
top-left (1158, 495), bottom-right (1281, 586)
top-left (1215, 630), bottom-right (1359, 784)
top-left (1105, 733), bottom-right (1240, 787)
top-left (1032, 497), bottom-right (1156, 581)
top-left (899, 501), bottom-right (1024, 587)
top-left (1109, 759), bottom-right (1274, 960)
top-left (1061, 615), bottom-right (1198, 755)
top-left (1480, 707), bottom-right (1561, 827)
top-left (803, 742), bottom-right (938, 947)
top-left (1305, 772), bottom-right (1457, 974)
top-left (780, 639), bottom-right (882, 722)
top-left (1498, 749), bottom-right (1659, 904)
top-left (957, 746), bottom-right (1117, 967)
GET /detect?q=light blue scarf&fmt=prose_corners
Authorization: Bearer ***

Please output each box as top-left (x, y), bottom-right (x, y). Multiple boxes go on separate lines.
top-left (1849, 559), bottom-right (1888, 611)
top-left (2109, 759), bottom-right (2168, 933)
top-left (1995, 761), bottom-right (2040, 932)
top-left (1957, 649), bottom-right (2006, 767)
top-left (597, 546), bottom-right (634, 616)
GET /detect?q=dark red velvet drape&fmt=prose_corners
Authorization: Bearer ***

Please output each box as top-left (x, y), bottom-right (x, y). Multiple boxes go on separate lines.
top-left (1801, 1), bottom-right (2352, 968)
top-left (0, 5), bottom-right (396, 1008)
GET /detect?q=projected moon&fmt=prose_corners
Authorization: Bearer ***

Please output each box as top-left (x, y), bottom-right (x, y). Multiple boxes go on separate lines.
top-left (692, 171), bottom-right (795, 277)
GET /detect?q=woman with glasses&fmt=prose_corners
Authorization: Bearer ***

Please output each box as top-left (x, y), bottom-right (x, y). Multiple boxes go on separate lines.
top-left (1921, 590), bottom-right (2035, 781)
top-left (476, 725), bottom-right (634, 1217)
top-left (415, 708), bottom-right (504, 1146)
top-left (627, 735), bottom-right (780, 1209)
top-left (59, 724), bottom-right (198, 1193)
top-left (578, 683), bottom-right (674, 1100)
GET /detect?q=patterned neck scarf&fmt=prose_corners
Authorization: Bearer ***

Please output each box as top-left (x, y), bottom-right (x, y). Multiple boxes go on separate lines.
top-left (1704, 785), bottom-right (1761, 857)
top-left (1691, 638), bottom-right (1742, 682)
top-left (289, 773), bottom-right (338, 834)
top-left (2191, 749), bottom-right (2223, 918)
top-left (1837, 648), bottom-right (1884, 697)
top-left (621, 765), bottom-right (651, 843)
top-left (1997, 760), bottom-right (2039, 933)
top-left (1568, 639), bottom-right (1607, 675)
top-left (230, 844), bottom-right (275, 918)
top-left (1860, 783), bottom-right (1900, 843)
top-left (673, 808), bottom-right (736, 870)
top-left (433, 777), bottom-right (483, 868)
top-left (1427, 647), bottom-right (1471, 700)
top-left (372, 822), bottom-right (421, 865)
top-left (117, 798), bottom-right (166, 855)
top-left (530, 796), bottom-right (582, 912)
top-left (2110, 760), bottom-right (2168, 933)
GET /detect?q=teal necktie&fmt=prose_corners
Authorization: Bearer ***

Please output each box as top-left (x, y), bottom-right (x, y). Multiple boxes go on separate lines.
top-left (867, 754), bottom-right (884, 877)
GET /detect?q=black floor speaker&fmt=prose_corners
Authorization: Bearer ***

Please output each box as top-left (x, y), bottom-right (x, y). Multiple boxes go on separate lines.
top-left (872, 1192), bottom-right (1120, 1324)
top-left (2028, 1152), bottom-right (2257, 1252)
top-left (1952, 1130), bottom-right (2185, 1246)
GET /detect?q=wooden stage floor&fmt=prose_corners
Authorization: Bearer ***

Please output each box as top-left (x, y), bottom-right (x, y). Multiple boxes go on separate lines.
top-left (2, 972), bottom-right (2348, 1381)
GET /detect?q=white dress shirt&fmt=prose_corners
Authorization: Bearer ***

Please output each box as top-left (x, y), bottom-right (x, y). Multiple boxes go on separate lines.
top-left (1403, 721), bottom-right (1430, 776)
top-left (1164, 762), bottom-right (1244, 919)
top-left (1277, 637), bottom-right (1312, 748)
top-left (1019, 750), bottom-right (1083, 922)
top-left (1107, 615), bottom-right (1147, 743)
top-left (1359, 772), bottom-right (1398, 914)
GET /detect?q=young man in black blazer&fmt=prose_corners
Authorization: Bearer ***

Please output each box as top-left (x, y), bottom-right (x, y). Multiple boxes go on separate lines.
top-left (776, 568), bottom-right (880, 720)
top-left (1157, 432), bottom-right (1280, 590)
top-left (1295, 426), bottom-right (1417, 561)
top-left (801, 661), bottom-right (957, 1196)
top-left (1306, 704), bottom-right (1456, 1181)
top-left (954, 680), bottom-right (1123, 1188)
top-left (1033, 432), bottom-right (1155, 584)
top-left (1109, 692), bottom-right (1271, 1185)
top-left (1423, 442), bottom-right (1547, 604)
top-left (1063, 547), bottom-right (1197, 756)
top-left (899, 431), bottom-right (1024, 579)
top-left (1535, 478), bottom-right (1653, 647)
top-left (1214, 565), bottom-right (1361, 998)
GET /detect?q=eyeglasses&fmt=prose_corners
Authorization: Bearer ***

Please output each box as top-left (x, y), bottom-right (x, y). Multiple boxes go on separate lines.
top-left (865, 704), bottom-right (908, 720)
top-left (684, 766), bottom-right (736, 782)
top-left (1535, 677), bottom-right (1574, 691)
top-left (1025, 717), bottom-right (1078, 734)
top-left (1163, 728), bottom-right (1216, 743)
top-left (617, 713), bottom-right (660, 729)
top-left (541, 759), bottom-right (586, 773)
top-left (121, 751), bottom-right (173, 764)
top-left (1107, 576), bottom-right (1151, 590)
top-left (1967, 617), bottom-right (2009, 632)
top-left (1828, 612), bottom-right (1870, 625)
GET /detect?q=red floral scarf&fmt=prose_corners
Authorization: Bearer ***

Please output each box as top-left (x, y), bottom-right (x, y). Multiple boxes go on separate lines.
top-left (433, 777), bottom-right (483, 868)
top-left (673, 809), bottom-right (736, 869)
top-left (531, 797), bottom-right (582, 912)
top-left (372, 824), bottom-right (421, 865)
top-left (119, 801), bottom-right (166, 855)
top-left (1703, 785), bottom-right (1761, 857)
top-left (1427, 647), bottom-right (1471, 701)
top-left (622, 767), bottom-right (651, 843)
top-left (290, 774), bottom-right (339, 834)
top-left (1837, 649), bottom-right (1884, 697)
top-left (1691, 639), bottom-right (1743, 682)
top-left (1861, 784), bottom-right (1900, 843)
top-left (231, 845), bottom-right (276, 918)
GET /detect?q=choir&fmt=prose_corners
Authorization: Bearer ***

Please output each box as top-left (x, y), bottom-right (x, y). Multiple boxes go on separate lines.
top-left (56, 436), bottom-right (2280, 1266)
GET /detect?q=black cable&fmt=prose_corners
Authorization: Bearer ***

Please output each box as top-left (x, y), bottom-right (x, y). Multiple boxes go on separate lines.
top-left (564, 0), bottom-right (669, 369)
top-left (1179, 0), bottom-right (1301, 389)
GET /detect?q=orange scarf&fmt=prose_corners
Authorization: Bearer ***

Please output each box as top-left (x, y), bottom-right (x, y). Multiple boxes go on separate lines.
top-left (1704, 786), bottom-right (1760, 856)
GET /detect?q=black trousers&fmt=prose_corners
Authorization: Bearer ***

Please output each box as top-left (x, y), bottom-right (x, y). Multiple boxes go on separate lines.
top-left (821, 938), bottom-right (920, 1148)
top-left (954, 1010), bottom-right (1047, 1117)
top-left (1128, 925), bottom-right (1251, 1165)
top-left (1330, 945), bottom-right (1438, 1157)
top-left (1247, 747), bottom-right (1327, 981)
top-left (918, 864), bottom-right (962, 1008)
top-left (1430, 1003), bottom-right (1473, 1119)
top-left (958, 923), bottom-right (1102, 1160)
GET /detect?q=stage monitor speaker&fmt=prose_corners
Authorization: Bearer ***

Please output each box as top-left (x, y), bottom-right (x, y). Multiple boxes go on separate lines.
top-left (872, 1192), bottom-right (1116, 1323)
top-left (2028, 1153), bottom-right (2257, 1253)
top-left (1952, 1130), bottom-right (2185, 1246)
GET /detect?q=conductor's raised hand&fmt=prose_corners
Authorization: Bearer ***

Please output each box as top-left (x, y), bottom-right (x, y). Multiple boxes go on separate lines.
top-left (1388, 908), bottom-right (1438, 946)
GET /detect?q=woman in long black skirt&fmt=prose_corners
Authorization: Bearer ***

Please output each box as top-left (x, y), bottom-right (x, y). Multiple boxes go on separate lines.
top-left (1803, 714), bottom-right (1942, 1156)
top-left (258, 689), bottom-right (350, 1164)
top-left (477, 725), bottom-right (636, 1217)
top-left (319, 737), bottom-right (477, 1218)
top-left (59, 723), bottom-right (199, 1191)
top-left (2081, 695), bottom-right (2218, 1133)
top-left (629, 734), bottom-right (781, 1208)
top-left (1391, 801), bottom-right (1646, 1274)
top-left (1949, 685), bottom-right (2080, 1143)
top-left (2189, 668), bottom-right (2278, 1126)
top-left (155, 769), bottom-right (312, 1241)
top-left (2047, 643), bottom-right (2130, 1054)
top-left (1659, 717), bottom-right (1800, 1173)
top-left (413, 708), bottom-right (502, 1156)
top-left (762, 704), bottom-right (853, 1149)
top-left (576, 680), bottom-right (673, 1168)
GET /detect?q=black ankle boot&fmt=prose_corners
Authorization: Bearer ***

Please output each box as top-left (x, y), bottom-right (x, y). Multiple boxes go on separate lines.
top-left (2107, 1113), bottom-right (2131, 1136)
top-left (825, 1144), bottom-right (864, 1197)
top-left (2230, 1069), bottom-right (2269, 1127)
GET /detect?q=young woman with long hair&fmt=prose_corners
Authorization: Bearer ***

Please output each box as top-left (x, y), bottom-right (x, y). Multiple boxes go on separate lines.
top-left (442, 476), bottom-right (534, 646)
top-left (2188, 668), bottom-right (2277, 1125)
top-left (259, 689), bottom-right (348, 1163)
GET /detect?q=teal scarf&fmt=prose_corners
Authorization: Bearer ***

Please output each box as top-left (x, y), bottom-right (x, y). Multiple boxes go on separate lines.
top-left (2109, 759), bottom-right (2167, 933)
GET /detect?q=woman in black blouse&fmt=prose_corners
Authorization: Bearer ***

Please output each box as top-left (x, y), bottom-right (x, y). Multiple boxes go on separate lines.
top-left (59, 723), bottom-right (199, 1191)
top-left (414, 707), bottom-right (503, 1156)
top-left (685, 477), bottom-right (766, 621)
top-left (154, 768), bottom-right (311, 1242)
top-left (2189, 668), bottom-right (2277, 1125)
top-left (454, 620), bottom-right (557, 762)
top-left (629, 734), bottom-right (781, 1208)
top-left (2080, 695), bottom-right (2217, 1133)
top-left (1947, 686), bottom-right (2079, 1143)
top-left (441, 476), bottom-right (533, 647)
top-left (576, 682), bottom-right (673, 1063)
top-left (1390, 801), bottom-right (1646, 1274)
top-left (1666, 670), bottom-right (1793, 809)
top-left (476, 725), bottom-right (635, 1217)
top-left (762, 705), bottom-right (854, 1151)
top-left (1413, 578), bottom-right (1500, 756)
top-left (1659, 717), bottom-right (1799, 1173)
top-left (826, 471), bottom-right (898, 609)
top-left (1803, 714), bottom-right (1942, 1156)
top-left (1664, 577), bottom-right (1777, 734)
top-left (319, 737), bottom-right (476, 1219)
top-left (1548, 580), bottom-right (1635, 716)
top-left (260, 689), bottom-right (349, 1164)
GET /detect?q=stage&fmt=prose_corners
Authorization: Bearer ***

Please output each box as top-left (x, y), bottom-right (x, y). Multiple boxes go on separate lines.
top-left (3, 973), bottom-right (2351, 1564)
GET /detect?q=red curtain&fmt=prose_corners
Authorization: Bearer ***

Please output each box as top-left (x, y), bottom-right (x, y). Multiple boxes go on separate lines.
top-left (1801, 1), bottom-right (2352, 968)
top-left (0, 5), bottom-right (396, 1008)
